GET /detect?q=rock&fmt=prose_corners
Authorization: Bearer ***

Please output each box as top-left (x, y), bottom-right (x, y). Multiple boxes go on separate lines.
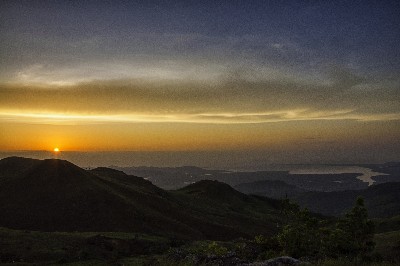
top-left (244, 256), bottom-right (301, 265)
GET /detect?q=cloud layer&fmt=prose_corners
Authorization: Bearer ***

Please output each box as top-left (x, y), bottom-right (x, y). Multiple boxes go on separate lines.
top-left (1, 68), bottom-right (399, 125)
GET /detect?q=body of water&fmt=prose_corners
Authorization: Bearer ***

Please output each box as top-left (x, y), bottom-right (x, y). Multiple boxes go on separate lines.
top-left (289, 166), bottom-right (388, 186)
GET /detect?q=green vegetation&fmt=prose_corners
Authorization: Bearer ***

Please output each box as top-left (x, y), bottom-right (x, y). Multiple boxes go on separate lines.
top-left (374, 230), bottom-right (400, 262)
top-left (374, 215), bottom-right (400, 233)
top-left (0, 227), bottom-right (170, 264)
top-left (295, 182), bottom-right (400, 218)
top-left (275, 197), bottom-right (376, 262)
top-left (277, 201), bottom-right (323, 258)
top-left (314, 260), bottom-right (397, 266)
top-left (326, 197), bottom-right (375, 263)
top-left (1, 222), bottom-right (399, 265)
top-left (0, 157), bottom-right (399, 265)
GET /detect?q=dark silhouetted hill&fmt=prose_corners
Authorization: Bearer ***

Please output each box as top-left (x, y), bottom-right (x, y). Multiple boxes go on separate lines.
top-left (0, 157), bottom-right (284, 240)
top-left (295, 182), bottom-right (400, 218)
top-left (0, 158), bottom-right (198, 237)
top-left (116, 166), bottom-right (369, 191)
top-left (234, 180), bottom-right (307, 199)
top-left (178, 180), bottom-right (248, 203)
top-left (173, 180), bottom-right (283, 237)
top-left (0, 156), bottom-right (41, 183)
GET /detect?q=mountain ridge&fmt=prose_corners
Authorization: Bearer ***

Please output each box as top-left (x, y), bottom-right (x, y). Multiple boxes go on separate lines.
top-left (0, 157), bottom-right (284, 240)
top-left (294, 182), bottom-right (400, 218)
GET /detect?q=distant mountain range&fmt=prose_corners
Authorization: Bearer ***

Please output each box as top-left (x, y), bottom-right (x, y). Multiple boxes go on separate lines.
top-left (0, 157), bottom-right (284, 240)
top-left (230, 173), bottom-right (400, 218)
top-left (231, 176), bottom-right (400, 218)
top-left (114, 163), bottom-right (400, 219)
top-left (234, 180), bottom-right (307, 198)
top-left (115, 165), bottom-right (372, 191)
top-left (294, 182), bottom-right (400, 218)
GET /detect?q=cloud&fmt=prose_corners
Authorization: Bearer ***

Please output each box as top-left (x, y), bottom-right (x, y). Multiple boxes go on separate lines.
top-left (0, 71), bottom-right (399, 124)
top-left (10, 60), bottom-right (227, 86)
top-left (2, 53), bottom-right (399, 125)
top-left (1, 109), bottom-right (399, 126)
top-left (328, 66), bottom-right (366, 89)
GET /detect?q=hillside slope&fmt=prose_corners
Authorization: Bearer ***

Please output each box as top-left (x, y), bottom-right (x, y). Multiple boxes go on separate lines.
top-left (0, 157), bottom-right (283, 240)
top-left (295, 182), bottom-right (400, 218)
top-left (172, 180), bottom-right (283, 237)
top-left (234, 180), bottom-right (307, 199)
top-left (0, 158), bottom-right (201, 238)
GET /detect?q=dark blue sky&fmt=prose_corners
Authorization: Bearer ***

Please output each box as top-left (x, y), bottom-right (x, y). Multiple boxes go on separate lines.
top-left (1, 0), bottom-right (399, 78)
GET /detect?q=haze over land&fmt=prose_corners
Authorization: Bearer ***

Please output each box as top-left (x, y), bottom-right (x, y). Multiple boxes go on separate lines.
top-left (1, 1), bottom-right (400, 165)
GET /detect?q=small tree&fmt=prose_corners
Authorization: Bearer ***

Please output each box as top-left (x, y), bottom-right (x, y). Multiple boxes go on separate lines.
top-left (328, 197), bottom-right (375, 263)
top-left (278, 201), bottom-right (322, 259)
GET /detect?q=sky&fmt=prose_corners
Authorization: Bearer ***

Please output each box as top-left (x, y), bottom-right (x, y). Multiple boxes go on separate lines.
top-left (0, 1), bottom-right (399, 165)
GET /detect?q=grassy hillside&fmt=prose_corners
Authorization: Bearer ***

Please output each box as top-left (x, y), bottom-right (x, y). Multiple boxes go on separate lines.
top-left (0, 157), bottom-right (284, 241)
top-left (374, 215), bottom-right (400, 233)
top-left (374, 230), bottom-right (400, 262)
top-left (0, 158), bottom-right (204, 238)
top-left (0, 227), bottom-right (170, 265)
top-left (294, 182), bottom-right (400, 218)
top-left (172, 180), bottom-right (283, 238)
top-left (234, 179), bottom-right (307, 199)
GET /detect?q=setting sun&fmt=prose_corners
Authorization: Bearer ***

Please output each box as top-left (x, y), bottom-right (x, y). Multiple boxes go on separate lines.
top-left (53, 148), bottom-right (60, 152)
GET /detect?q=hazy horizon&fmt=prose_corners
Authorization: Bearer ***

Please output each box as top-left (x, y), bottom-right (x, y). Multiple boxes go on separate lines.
top-left (0, 150), bottom-right (397, 170)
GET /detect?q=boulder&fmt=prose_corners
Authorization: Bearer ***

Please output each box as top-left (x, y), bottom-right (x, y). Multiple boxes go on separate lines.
top-left (244, 256), bottom-right (301, 265)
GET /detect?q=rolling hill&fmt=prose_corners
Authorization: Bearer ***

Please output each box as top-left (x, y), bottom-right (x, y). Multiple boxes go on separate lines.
top-left (234, 179), bottom-right (307, 199)
top-left (0, 157), bottom-right (198, 238)
top-left (116, 165), bottom-right (369, 191)
top-left (294, 182), bottom-right (400, 218)
top-left (172, 180), bottom-right (283, 237)
top-left (0, 157), bottom-right (284, 240)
